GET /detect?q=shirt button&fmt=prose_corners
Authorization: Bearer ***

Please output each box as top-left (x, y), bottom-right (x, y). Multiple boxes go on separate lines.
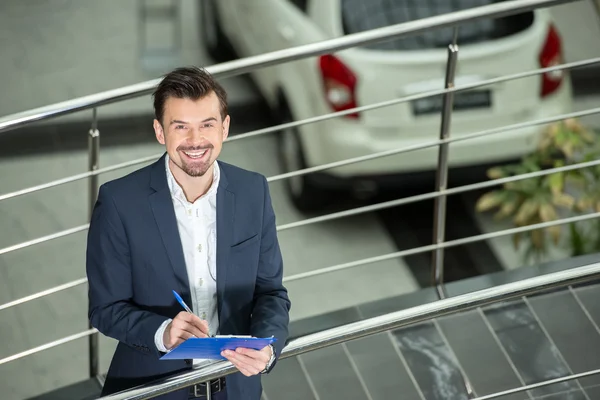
top-left (201, 312), bottom-right (207, 320)
top-left (197, 243), bottom-right (202, 252)
top-left (198, 278), bottom-right (204, 286)
top-left (187, 209), bottom-right (192, 216)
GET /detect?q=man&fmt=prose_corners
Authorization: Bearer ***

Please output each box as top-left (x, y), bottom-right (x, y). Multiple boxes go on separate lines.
top-left (86, 66), bottom-right (291, 400)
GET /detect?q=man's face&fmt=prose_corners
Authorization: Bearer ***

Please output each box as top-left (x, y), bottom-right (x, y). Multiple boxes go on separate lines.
top-left (154, 92), bottom-right (229, 178)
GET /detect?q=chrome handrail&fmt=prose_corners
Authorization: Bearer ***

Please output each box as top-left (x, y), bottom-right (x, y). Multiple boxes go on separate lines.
top-left (0, 0), bottom-right (574, 134)
top-left (98, 262), bottom-right (600, 400)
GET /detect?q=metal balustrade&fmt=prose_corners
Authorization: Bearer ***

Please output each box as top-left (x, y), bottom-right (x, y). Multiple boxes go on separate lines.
top-left (0, 0), bottom-right (598, 398)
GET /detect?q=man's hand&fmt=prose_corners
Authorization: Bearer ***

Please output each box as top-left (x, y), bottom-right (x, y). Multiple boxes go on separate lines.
top-left (221, 345), bottom-right (272, 377)
top-left (163, 312), bottom-right (209, 350)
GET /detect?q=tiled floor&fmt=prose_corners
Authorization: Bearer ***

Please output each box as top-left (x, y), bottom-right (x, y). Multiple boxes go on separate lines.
top-left (262, 282), bottom-right (600, 400)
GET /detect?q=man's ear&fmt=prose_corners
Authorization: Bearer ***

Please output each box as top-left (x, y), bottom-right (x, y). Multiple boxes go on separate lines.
top-left (222, 115), bottom-right (231, 141)
top-left (154, 119), bottom-right (166, 145)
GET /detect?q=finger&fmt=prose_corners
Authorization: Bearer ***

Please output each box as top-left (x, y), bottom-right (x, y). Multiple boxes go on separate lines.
top-left (172, 320), bottom-right (208, 338)
top-left (227, 357), bottom-right (260, 377)
top-left (174, 312), bottom-right (210, 335)
top-left (166, 330), bottom-right (195, 349)
top-left (223, 350), bottom-right (264, 373)
top-left (189, 315), bottom-right (210, 335)
top-left (236, 347), bottom-right (269, 363)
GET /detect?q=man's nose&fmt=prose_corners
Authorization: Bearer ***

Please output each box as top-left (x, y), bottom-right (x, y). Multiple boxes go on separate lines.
top-left (186, 128), bottom-right (207, 144)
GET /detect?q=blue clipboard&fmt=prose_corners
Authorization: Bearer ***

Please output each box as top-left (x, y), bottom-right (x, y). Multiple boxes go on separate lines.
top-left (160, 336), bottom-right (277, 360)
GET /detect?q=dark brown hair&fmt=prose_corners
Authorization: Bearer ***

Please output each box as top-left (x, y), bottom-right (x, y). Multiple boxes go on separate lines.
top-left (152, 66), bottom-right (228, 124)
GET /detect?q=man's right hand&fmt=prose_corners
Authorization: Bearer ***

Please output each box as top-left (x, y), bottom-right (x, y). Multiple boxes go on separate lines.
top-left (163, 312), bottom-right (209, 350)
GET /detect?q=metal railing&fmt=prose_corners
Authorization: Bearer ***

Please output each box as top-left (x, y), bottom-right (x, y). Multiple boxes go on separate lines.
top-left (99, 262), bottom-right (600, 400)
top-left (0, 0), bottom-right (598, 398)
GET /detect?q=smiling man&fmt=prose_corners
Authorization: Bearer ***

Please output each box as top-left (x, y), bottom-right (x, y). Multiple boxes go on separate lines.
top-left (86, 67), bottom-right (291, 400)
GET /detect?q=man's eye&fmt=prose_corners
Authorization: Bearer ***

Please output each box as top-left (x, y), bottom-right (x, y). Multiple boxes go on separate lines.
top-left (203, 124), bottom-right (214, 128)
top-left (175, 125), bottom-right (186, 129)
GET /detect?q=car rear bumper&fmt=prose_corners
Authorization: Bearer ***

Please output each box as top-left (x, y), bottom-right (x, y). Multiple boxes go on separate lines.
top-left (299, 83), bottom-right (572, 179)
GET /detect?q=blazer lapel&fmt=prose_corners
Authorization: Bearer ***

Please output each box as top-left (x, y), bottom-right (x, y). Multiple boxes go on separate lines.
top-left (149, 154), bottom-right (190, 294)
top-left (216, 167), bottom-right (234, 317)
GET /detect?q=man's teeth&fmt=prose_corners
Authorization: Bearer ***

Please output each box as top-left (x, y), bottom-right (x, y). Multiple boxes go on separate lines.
top-left (183, 150), bottom-right (207, 158)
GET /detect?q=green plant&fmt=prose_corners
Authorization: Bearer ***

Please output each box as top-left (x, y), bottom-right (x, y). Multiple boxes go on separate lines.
top-left (475, 118), bottom-right (600, 263)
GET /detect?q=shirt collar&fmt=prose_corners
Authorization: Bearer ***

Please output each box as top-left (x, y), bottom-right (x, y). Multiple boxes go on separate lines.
top-left (165, 154), bottom-right (220, 204)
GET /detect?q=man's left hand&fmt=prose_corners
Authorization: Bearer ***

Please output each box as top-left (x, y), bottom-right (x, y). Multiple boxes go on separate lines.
top-left (221, 346), bottom-right (272, 377)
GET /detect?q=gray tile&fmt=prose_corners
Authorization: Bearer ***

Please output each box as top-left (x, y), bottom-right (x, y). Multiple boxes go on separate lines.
top-left (345, 333), bottom-right (422, 400)
top-left (580, 385), bottom-right (600, 400)
top-left (437, 310), bottom-right (527, 400)
top-left (483, 300), bottom-right (585, 400)
top-left (262, 357), bottom-right (316, 400)
top-left (392, 322), bottom-right (470, 400)
top-left (528, 290), bottom-right (600, 391)
top-left (300, 344), bottom-right (367, 400)
top-left (573, 284), bottom-right (600, 327)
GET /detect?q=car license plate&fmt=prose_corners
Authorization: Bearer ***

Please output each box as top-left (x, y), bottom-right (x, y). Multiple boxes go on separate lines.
top-left (412, 89), bottom-right (492, 116)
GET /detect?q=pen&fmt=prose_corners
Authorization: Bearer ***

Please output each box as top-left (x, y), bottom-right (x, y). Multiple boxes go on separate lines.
top-left (172, 290), bottom-right (194, 314)
top-left (172, 290), bottom-right (214, 337)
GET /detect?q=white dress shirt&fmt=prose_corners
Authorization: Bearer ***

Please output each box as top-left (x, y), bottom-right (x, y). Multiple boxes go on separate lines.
top-left (154, 155), bottom-right (220, 366)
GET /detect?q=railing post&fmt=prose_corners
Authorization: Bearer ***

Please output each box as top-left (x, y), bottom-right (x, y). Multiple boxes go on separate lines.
top-left (431, 31), bottom-right (477, 400)
top-left (431, 37), bottom-right (459, 300)
top-left (88, 108), bottom-right (100, 378)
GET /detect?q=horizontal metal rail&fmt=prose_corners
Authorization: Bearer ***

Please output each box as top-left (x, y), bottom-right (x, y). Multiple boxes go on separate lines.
top-left (2, 97), bottom-right (599, 206)
top-left (277, 158), bottom-right (600, 231)
top-left (99, 261), bottom-right (600, 400)
top-left (1, 148), bottom-right (596, 309)
top-left (228, 57), bottom-right (600, 144)
top-left (266, 106), bottom-right (600, 183)
top-left (473, 368), bottom-right (600, 400)
top-left (0, 224), bottom-right (89, 256)
top-left (0, 0), bottom-right (575, 134)
top-left (2, 155), bottom-right (600, 259)
top-left (0, 328), bottom-right (97, 366)
top-left (2, 157), bottom-right (597, 311)
top-left (0, 155), bottom-right (158, 203)
top-left (283, 211), bottom-right (600, 282)
top-left (0, 278), bottom-right (88, 311)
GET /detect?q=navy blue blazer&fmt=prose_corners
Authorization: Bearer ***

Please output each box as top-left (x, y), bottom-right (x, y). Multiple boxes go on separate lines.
top-left (86, 154), bottom-right (291, 400)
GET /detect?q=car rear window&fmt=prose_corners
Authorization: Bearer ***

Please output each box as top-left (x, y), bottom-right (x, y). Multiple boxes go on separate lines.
top-left (341, 0), bottom-right (534, 51)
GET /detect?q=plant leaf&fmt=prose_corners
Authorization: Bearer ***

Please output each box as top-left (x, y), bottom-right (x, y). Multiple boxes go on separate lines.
top-left (577, 196), bottom-right (593, 212)
top-left (530, 228), bottom-right (545, 249)
top-left (476, 191), bottom-right (505, 212)
top-left (487, 167), bottom-right (506, 179)
top-left (539, 203), bottom-right (558, 222)
top-left (569, 223), bottom-right (586, 256)
top-left (547, 173), bottom-right (564, 196)
top-left (546, 225), bottom-right (561, 245)
top-left (514, 198), bottom-right (539, 226)
top-left (552, 192), bottom-right (575, 209)
top-left (495, 199), bottom-right (520, 220)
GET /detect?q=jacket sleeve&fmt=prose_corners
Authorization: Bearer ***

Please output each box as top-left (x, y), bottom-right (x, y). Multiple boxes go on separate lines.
top-left (250, 176), bottom-right (291, 369)
top-left (86, 184), bottom-right (168, 358)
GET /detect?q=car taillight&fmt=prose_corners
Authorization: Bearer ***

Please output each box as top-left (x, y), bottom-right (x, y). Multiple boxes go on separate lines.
top-left (539, 24), bottom-right (564, 98)
top-left (319, 55), bottom-right (359, 119)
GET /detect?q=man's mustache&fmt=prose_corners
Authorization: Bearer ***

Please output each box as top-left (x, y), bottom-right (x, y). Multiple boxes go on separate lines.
top-left (177, 144), bottom-right (214, 151)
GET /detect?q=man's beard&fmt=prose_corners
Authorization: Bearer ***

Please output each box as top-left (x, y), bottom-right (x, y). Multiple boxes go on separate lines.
top-left (181, 159), bottom-right (211, 177)
top-left (177, 146), bottom-right (214, 177)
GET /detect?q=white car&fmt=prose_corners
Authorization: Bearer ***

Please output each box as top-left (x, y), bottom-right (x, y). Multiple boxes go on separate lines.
top-left (202, 0), bottom-right (572, 211)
